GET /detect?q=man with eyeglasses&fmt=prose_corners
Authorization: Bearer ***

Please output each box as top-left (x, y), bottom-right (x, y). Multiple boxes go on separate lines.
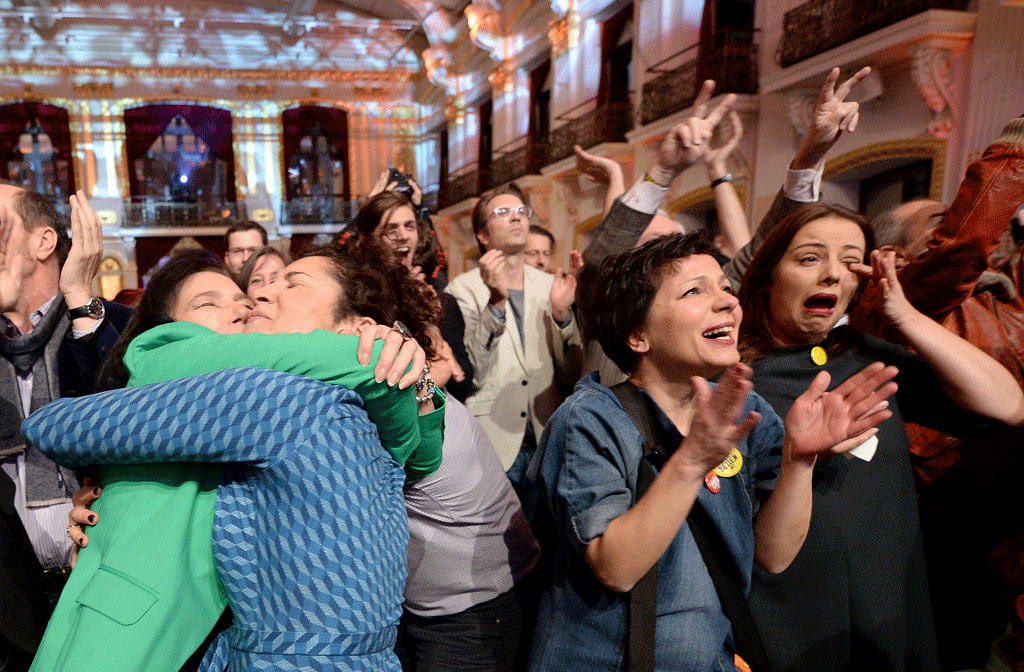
top-left (223, 220), bottom-right (267, 277)
top-left (445, 183), bottom-right (582, 520)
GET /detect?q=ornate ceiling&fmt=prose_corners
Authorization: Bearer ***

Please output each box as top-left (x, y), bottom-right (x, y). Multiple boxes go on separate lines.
top-left (0, 0), bottom-right (472, 102)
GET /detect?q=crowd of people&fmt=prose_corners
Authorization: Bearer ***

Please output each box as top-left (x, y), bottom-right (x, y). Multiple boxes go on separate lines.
top-left (1, 65), bottom-right (1023, 672)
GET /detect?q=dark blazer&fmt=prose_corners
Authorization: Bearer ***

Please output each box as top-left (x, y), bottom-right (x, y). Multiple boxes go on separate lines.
top-left (0, 298), bottom-right (132, 669)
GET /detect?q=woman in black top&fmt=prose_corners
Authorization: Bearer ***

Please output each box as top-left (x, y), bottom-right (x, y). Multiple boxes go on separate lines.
top-left (736, 203), bottom-right (1024, 672)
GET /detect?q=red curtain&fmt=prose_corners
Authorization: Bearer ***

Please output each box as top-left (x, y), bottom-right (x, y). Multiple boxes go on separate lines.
top-left (0, 101), bottom-right (76, 194)
top-left (281, 105), bottom-right (350, 202)
top-left (123, 104), bottom-right (236, 200)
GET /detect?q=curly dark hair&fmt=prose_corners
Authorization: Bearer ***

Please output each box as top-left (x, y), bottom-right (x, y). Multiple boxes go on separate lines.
top-left (96, 249), bottom-right (227, 391)
top-left (304, 239), bottom-right (440, 361)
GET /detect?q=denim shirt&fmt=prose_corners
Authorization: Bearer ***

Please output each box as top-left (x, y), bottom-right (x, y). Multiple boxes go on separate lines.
top-left (527, 372), bottom-right (784, 672)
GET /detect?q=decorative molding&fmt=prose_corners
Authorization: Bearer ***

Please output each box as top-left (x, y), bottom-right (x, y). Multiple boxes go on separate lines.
top-left (465, 0), bottom-right (503, 57)
top-left (250, 208), bottom-right (274, 223)
top-left (237, 84), bottom-right (275, 99)
top-left (352, 86), bottom-right (389, 102)
top-left (910, 43), bottom-right (964, 140)
top-left (786, 90), bottom-right (817, 141)
top-left (73, 82), bottom-right (114, 97)
top-left (667, 186), bottom-right (749, 216)
top-left (824, 138), bottom-right (946, 201)
top-left (0, 64), bottom-right (412, 84)
top-left (488, 59), bottom-right (516, 92)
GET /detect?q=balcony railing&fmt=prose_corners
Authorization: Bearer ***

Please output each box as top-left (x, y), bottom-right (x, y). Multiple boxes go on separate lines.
top-left (642, 27), bottom-right (759, 126)
top-left (281, 195), bottom-right (357, 227)
top-left (124, 199), bottom-right (245, 229)
top-left (546, 95), bottom-right (633, 166)
top-left (778, 0), bottom-right (970, 67)
top-left (438, 97), bottom-right (634, 207)
top-left (487, 139), bottom-right (546, 190)
top-left (440, 165), bottom-right (480, 209)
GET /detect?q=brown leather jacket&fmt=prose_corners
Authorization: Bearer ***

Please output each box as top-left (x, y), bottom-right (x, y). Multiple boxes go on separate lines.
top-left (849, 117), bottom-right (1024, 492)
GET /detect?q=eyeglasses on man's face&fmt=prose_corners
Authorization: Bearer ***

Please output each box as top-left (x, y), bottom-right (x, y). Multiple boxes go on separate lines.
top-left (228, 246), bottom-right (260, 257)
top-left (490, 205), bottom-right (532, 220)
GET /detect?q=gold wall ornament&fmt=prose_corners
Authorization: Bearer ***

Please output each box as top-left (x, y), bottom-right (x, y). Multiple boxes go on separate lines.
top-left (488, 60), bottom-right (515, 92)
top-left (353, 86), bottom-right (388, 102)
top-left (548, 3), bottom-right (580, 59)
top-left (465, 0), bottom-right (502, 55)
top-left (95, 210), bottom-right (118, 225)
top-left (73, 82), bottom-right (114, 97)
top-left (238, 84), bottom-right (276, 98)
top-left (251, 208), bottom-right (274, 223)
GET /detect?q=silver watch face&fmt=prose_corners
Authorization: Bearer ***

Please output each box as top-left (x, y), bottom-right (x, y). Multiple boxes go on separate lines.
top-left (88, 297), bottom-right (105, 318)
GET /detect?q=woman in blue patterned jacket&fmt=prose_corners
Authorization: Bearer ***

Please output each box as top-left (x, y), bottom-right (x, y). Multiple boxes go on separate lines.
top-left (25, 242), bottom-right (444, 672)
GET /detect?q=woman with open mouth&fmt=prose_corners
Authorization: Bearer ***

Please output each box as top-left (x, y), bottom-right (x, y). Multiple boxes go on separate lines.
top-left (527, 232), bottom-right (899, 672)
top-left (736, 203), bottom-right (1024, 672)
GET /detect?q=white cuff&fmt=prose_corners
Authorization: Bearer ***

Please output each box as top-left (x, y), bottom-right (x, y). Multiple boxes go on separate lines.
top-left (620, 176), bottom-right (668, 215)
top-left (784, 160), bottom-right (825, 203)
top-left (71, 317), bottom-right (104, 339)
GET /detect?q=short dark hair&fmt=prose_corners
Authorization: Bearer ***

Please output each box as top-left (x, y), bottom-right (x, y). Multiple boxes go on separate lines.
top-left (302, 239), bottom-right (440, 361)
top-left (528, 224), bottom-right (555, 246)
top-left (471, 183), bottom-right (527, 254)
top-left (737, 203), bottom-right (875, 362)
top-left (224, 220), bottom-right (268, 248)
top-left (594, 232), bottom-right (718, 375)
top-left (96, 248), bottom-right (227, 391)
top-left (236, 245), bottom-right (292, 291)
top-left (16, 190), bottom-right (71, 266)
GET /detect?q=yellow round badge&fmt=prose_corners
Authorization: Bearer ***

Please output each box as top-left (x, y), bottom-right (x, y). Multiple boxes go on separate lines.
top-left (811, 346), bottom-right (828, 366)
top-left (713, 447), bottom-right (743, 478)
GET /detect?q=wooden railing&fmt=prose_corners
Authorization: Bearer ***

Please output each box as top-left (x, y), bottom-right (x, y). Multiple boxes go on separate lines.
top-left (642, 27), bottom-right (759, 126)
top-left (778, 0), bottom-right (970, 67)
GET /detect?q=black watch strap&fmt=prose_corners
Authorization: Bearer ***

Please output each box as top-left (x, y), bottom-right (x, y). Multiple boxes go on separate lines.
top-left (67, 297), bottom-right (104, 321)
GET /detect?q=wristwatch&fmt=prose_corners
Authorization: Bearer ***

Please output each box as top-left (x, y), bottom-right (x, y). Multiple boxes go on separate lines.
top-left (67, 297), bottom-right (105, 321)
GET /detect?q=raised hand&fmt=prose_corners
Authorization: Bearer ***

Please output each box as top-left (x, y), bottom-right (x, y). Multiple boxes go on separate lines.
top-left (792, 66), bottom-right (872, 170)
top-left (59, 190), bottom-right (104, 313)
top-left (676, 363), bottom-right (762, 475)
top-left (851, 249), bottom-right (917, 329)
top-left (652, 80), bottom-right (737, 181)
top-left (785, 362), bottom-right (898, 461)
top-left (702, 110), bottom-right (743, 181)
top-left (478, 248), bottom-right (509, 306)
top-left (574, 145), bottom-right (624, 187)
top-left (0, 204), bottom-right (24, 312)
top-left (549, 252), bottom-right (580, 323)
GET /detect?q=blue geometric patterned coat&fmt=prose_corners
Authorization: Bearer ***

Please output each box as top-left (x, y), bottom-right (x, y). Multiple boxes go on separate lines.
top-left (22, 367), bottom-right (409, 671)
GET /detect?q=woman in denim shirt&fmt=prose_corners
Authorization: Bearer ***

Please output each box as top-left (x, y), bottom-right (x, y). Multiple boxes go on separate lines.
top-left (527, 233), bottom-right (897, 672)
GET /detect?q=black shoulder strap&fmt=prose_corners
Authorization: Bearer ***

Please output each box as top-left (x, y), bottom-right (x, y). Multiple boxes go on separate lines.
top-left (610, 382), bottom-right (662, 672)
top-left (610, 382), bottom-right (772, 672)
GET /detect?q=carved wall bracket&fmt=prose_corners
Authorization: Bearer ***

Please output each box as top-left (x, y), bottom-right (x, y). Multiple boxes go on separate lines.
top-left (910, 36), bottom-right (970, 140)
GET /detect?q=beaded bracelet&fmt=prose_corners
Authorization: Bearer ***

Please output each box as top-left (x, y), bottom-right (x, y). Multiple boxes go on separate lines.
top-left (415, 366), bottom-right (437, 404)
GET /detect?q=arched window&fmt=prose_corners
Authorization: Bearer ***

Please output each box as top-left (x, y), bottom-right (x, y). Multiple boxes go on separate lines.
top-left (0, 102), bottom-right (75, 215)
top-left (282, 106), bottom-right (351, 226)
top-left (124, 104), bottom-right (236, 226)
